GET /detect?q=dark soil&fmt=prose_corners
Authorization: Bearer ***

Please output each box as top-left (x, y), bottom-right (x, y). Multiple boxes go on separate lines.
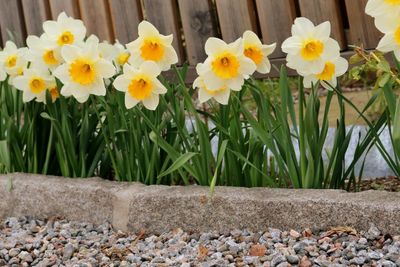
top-left (357, 176), bottom-right (400, 192)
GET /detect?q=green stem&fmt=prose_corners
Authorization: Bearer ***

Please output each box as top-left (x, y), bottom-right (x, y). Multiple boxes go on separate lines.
top-left (298, 80), bottom-right (307, 186)
top-left (91, 96), bottom-right (120, 180)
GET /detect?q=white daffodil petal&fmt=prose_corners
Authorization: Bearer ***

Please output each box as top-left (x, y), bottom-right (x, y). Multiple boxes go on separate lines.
top-left (96, 59), bottom-right (116, 78)
top-left (142, 94), bottom-right (160, 110)
top-left (140, 61), bottom-right (161, 77)
top-left (213, 89), bottom-right (231, 105)
top-left (205, 37), bottom-right (227, 56)
top-left (198, 87), bottom-right (212, 103)
top-left (113, 76), bottom-right (130, 92)
top-left (125, 94), bottom-right (139, 109)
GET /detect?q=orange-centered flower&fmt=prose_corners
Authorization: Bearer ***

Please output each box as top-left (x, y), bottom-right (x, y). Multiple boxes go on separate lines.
top-left (69, 59), bottom-right (96, 86)
top-left (43, 50), bottom-right (58, 65)
top-left (58, 31), bottom-right (74, 46)
top-left (6, 56), bottom-right (17, 68)
top-left (117, 52), bottom-right (130, 65)
top-left (140, 39), bottom-right (164, 61)
top-left (211, 53), bottom-right (240, 79)
top-left (395, 27), bottom-right (400, 46)
top-left (384, 0), bottom-right (400, 4)
top-left (300, 40), bottom-right (324, 61)
top-left (244, 46), bottom-right (263, 65)
top-left (29, 77), bottom-right (46, 93)
top-left (128, 76), bottom-right (153, 100)
top-left (316, 62), bottom-right (336, 81)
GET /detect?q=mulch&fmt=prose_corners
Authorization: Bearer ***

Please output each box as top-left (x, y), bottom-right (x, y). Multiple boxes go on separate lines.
top-left (356, 176), bottom-right (400, 192)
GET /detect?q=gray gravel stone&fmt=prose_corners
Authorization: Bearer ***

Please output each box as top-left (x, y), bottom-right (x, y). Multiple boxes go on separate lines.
top-left (8, 248), bottom-right (20, 257)
top-left (63, 243), bottom-right (75, 260)
top-left (350, 256), bottom-right (366, 265)
top-left (1, 216), bottom-right (400, 266)
top-left (381, 260), bottom-right (397, 267)
top-left (271, 253), bottom-right (286, 267)
top-left (369, 251), bottom-right (383, 260)
top-left (286, 254), bottom-right (299, 264)
top-left (18, 251), bottom-right (33, 263)
top-left (367, 225), bottom-right (381, 240)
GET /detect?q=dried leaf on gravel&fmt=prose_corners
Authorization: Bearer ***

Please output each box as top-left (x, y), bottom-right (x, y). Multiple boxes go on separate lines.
top-left (323, 226), bottom-right (357, 237)
top-left (302, 228), bottom-right (312, 237)
top-left (199, 195), bottom-right (208, 204)
top-left (198, 245), bottom-right (208, 260)
top-left (102, 246), bottom-right (129, 259)
top-left (249, 244), bottom-right (266, 257)
top-left (131, 229), bottom-right (146, 247)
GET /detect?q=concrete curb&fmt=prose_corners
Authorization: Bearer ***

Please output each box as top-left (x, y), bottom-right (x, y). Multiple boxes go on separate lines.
top-left (1, 173), bottom-right (400, 234)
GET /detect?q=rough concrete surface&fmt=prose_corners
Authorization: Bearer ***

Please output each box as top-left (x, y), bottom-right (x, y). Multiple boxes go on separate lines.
top-left (1, 173), bottom-right (400, 234)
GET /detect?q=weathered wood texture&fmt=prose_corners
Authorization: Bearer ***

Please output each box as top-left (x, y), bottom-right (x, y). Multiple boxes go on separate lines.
top-left (21, 0), bottom-right (50, 36)
top-left (178, 0), bottom-right (218, 65)
top-left (298, 0), bottom-right (346, 49)
top-left (345, 0), bottom-right (382, 49)
top-left (215, 0), bottom-right (258, 43)
top-left (255, 0), bottom-right (296, 58)
top-left (78, 0), bottom-right (114, 42)
top-left (108, 0), bottom-right (142, 44)
top-left (0, 0), bottom-right (26, 46)
top-left (49, 0), bottom-right (80, 18)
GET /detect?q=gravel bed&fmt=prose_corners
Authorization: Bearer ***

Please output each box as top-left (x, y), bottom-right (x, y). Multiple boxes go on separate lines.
top-left (0, 217), bottom-right (400, 266)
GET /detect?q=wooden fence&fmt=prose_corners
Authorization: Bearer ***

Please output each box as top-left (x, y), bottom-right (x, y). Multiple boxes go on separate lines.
top-left (0, 0), bottom-right (382, 79)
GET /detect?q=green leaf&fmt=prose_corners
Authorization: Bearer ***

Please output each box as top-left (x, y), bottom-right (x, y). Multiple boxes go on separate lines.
top-left (0, 140), bottom-right (10, 172)
top-left (393, 99), bottom-right (400, 158)
top-left (40, 112), bottom-right (55, 121)
top-left (378, 73), bottom-right (391, 87)
top-left (157, 152), bottom-right (198, 179)
top-left (377, 60), bottom-right (391, 73)
top-left (209, 139), bottom-right (228, 196)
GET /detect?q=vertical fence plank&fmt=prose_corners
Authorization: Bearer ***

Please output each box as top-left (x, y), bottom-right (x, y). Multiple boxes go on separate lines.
top-left (298, 0), bottom-right (346, 49)
top-left (255, 0), bottom-right (296, 58)
top-left (78, 0), bottom-right (114, 42)
top-left (142, 0), bottom-right (184, 64)
top-left (49, 0), bottom-right (80, 18)
top-left (178, 0), bottom-right (217, 65)
top-left (0, 0), bottom-right (26, 46)
top-left (108, 0), bottom-right (142, 44)
top-left (345, 0), bottom-right (382, 49)
top-left (21, 0), bottom-right (50, 36)
top-left (215, 0), bottom-right (258, 43)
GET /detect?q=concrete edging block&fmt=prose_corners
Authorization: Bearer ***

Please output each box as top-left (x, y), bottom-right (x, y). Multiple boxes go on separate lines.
top-left (1, 173), bottom-right (399, 234)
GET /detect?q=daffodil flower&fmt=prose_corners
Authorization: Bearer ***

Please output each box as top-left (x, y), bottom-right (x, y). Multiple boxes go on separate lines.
top-left (99, 41), bottom-right (116, 61)
top-left (113, 61), bottom-right (167, 110)
top-left (47, 81), bottom-right (60, 102)
top-left (53, 38), bottom-right (115, 103)
top-left (127, 21), bottom-right (178, 71)
top-left (366, 0), bottom-right (400, 19)
top-left (242, 31), bottom-right (276, 74)
top-left (43, 12), bottom-right (86, 48)
top-left (193, 63), bottom-right (231, 105)
top-left (0, 41), bottom-right (28, 85)
top-left (26, 34), bottom-right (62, 70)
top-left (282, 17), bottom-right (340, 75)
top-left (13, 65), bottom-right (53, 103)
top-left (113, 41), bottom-right (130, 71)
top-left (200, 37), bottom-right (256, 91)
top-left (302, 56), bottom-right (348, 89)
top-left (373, 16), bottom-right (400, 60)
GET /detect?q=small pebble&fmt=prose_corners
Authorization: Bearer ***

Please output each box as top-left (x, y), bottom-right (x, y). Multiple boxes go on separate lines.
top-left (0, 216), bottom-right (398, 266)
